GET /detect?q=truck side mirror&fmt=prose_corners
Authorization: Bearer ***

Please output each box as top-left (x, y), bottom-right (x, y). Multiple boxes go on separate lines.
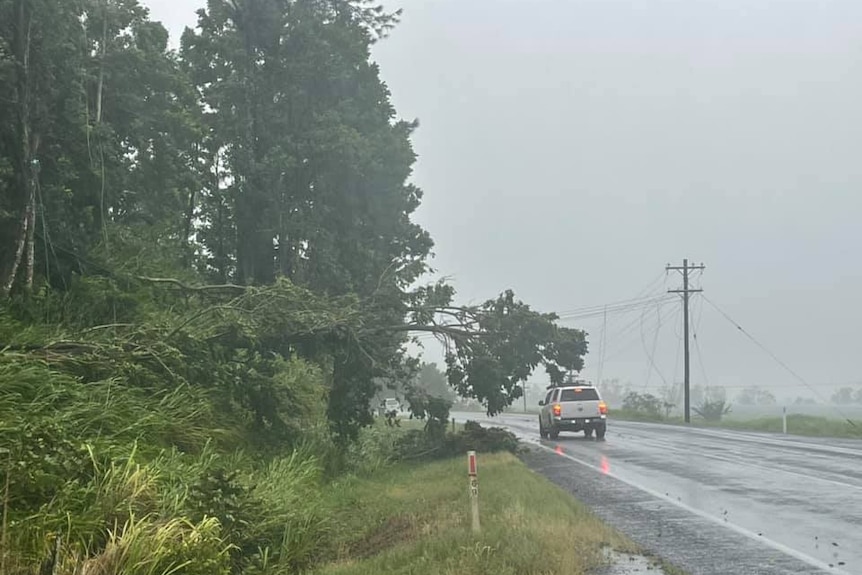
top-left (538, 400), bottom-right (545, 406)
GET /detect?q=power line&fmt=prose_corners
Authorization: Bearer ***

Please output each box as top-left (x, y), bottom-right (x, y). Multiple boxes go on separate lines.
top-left (556, 296), bottom-right (655, 317)
top-left (413, 273), bottom-right (676, 384)
top-left (670, 323), bottom-right (683, 405)
top-left (562, 274), bottom-right (672, 381)
top-left (556, 294), bottom-right (674, 321)
top-left (691, 295), bottom-right (710, 387)
top-left (696, 382), bottom-right (852, 389)
top-left (555, 270), bottom-right (670, 319)
top-left (635, 270), bottom-right (672, 301)
top-left (596, 305), bottom-right (608, 386)
top-left (410, 295), bottom-right (672, 344)
top-left (641, 301), bottom-right (668, 389)
top-left (701, 295), bottom-right (858, 428)
top-left (600, 302), bottom-right (680, 365)
top-left (599, 302), bottom-right (666, 359)
top-left (575, 297), bottom-right (678, 384)
top-left (567, 298), bottom-right (673, 361)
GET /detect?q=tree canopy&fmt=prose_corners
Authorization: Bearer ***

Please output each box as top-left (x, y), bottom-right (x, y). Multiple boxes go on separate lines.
top-left (0, 0), bottom-right (589, 439)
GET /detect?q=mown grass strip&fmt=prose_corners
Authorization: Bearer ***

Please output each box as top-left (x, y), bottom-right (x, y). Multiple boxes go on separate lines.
top-left (314, 452), bottom-right (639, 575)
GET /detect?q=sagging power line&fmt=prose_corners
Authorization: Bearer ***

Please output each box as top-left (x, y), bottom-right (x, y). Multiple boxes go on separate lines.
top-left (556, 294), bottom-right (674, 321)
top-left (702, 295), bottom-right (858, 428)
top-left (691, 295), bottom-right (710, 388)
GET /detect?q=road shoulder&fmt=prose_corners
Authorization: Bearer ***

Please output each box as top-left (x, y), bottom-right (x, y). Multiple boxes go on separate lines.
top-left (520, 446), bottom-right (831, 575)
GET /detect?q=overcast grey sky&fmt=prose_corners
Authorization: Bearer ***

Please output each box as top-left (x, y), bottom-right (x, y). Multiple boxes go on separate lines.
top-left (144, 0), bottom-right (862, 402)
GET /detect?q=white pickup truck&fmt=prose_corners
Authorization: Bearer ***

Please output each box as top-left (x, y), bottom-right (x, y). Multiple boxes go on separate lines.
top-left (538, 383), bottom-right (608, 440)
top-left (377, 397), bottom-right (401, 418)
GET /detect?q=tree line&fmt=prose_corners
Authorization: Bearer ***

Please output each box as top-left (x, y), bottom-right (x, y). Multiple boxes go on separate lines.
top-left (0, 0), bottom-right (588, 437)
top-left (2, 2), bottom-right (590, 571)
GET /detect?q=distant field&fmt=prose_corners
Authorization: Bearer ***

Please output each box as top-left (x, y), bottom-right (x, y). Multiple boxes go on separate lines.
top-left (722, 403), bottom-right (862, 421)
top-left (609, 407), bottom-right (862, 439)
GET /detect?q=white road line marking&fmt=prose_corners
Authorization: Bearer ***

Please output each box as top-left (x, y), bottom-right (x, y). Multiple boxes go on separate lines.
top-left (531, 440), bottom-right (851, 575)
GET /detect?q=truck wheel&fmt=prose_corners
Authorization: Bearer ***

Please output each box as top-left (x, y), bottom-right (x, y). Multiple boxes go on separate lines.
top-left (539, 419), bottom-right (549, 439)
top-left (595, 423), bottom-right (606, 441)
top-left (584, 427), bottom-right (594, 439)
top-left (549, 426), bottom-right (560, 440)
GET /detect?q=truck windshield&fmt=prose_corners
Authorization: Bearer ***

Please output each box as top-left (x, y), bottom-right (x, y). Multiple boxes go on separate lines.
top-left (560, 388), bottom-right (599, 401)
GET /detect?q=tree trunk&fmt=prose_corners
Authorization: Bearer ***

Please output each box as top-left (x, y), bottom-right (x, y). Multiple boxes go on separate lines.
top-left (1, 209), bottom-right (29, 298)
top-left (1, 0), bottom-right (34, 297)
top-left (182, 141), bottom-right (200, 266)
top-left (96, 0), bottom-right (109, 245)
top-left (213, 151), bottom-right (230, 283)
top-left (96, 1), bottom-right (107, 125)
top-left (23, 185), bottom-right (36, 290)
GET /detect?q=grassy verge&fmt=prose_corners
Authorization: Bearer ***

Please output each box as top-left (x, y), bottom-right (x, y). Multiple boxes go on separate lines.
top-left (714, 414), bottom-right (862, 438)
top-left (611, 409), bottom-right (862, 439)
top-left (313, 452), bottom-right (640, 575)
top-left (610, 409), bottom-right (683, 424)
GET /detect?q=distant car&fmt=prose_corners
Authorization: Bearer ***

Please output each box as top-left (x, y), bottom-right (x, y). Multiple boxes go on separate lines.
top-left (378, 397), bottom-right (401, 417)
top-left (538, 384), bottom-right (608, 440)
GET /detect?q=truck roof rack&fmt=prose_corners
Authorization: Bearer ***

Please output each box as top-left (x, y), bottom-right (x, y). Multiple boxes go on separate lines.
top-left (546, 377), bottom-right (594, 390)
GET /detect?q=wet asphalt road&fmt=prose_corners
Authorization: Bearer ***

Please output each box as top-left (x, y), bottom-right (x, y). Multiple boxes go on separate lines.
top-left (454, 412), bottom-right (862, 575)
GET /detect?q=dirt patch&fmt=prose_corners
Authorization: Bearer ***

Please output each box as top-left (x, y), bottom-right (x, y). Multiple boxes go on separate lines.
top-left (348, 515), bottom-right (415, 559)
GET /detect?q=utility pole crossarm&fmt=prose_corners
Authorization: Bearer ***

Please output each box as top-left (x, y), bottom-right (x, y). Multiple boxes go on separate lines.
top-left (666, 259), bottom-right (705, 424)
top-left (666, 263), bottom-right (706, 273)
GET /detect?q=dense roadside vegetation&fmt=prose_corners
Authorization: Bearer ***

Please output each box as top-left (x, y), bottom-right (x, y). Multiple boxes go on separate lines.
top-left (0, 1), bottom-right (592, 573)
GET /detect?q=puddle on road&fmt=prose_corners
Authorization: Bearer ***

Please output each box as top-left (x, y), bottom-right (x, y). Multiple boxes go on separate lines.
top-left (596, 548), bottom-right (670, 575)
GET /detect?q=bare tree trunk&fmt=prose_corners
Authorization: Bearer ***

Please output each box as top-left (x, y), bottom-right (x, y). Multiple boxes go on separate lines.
top-left (181, 142), bottom-right (200, 266)
top-left (183, 188), bottom-right (197, 255)
top-left (97, 1), bottom-right (109, 246)
top-left (96, 1), bottom-right (106, 125)
top-left (24, 184), bottom-right (36, 290)
top-left (278, 178), bottom-right (291, 278)
top-left (1, 0), bottom-right (34, 297)
top-left (1, 210), bottom-right (29, 298)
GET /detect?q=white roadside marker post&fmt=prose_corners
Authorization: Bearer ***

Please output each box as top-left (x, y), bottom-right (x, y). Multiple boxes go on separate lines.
top-left (783, 406), bottom-right (788, 435)
top-left (468, 450), bottom-right (480, 533)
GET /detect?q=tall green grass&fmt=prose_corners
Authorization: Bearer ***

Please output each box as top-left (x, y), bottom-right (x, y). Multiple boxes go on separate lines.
top-left (1, 436), bottom-right (342, 575)
top-left (1, 444), bottom-right (233, 575)
top-left (0, 362), bottom-right (229, 454)
top-left (0, 352), bottom-right (353, 575)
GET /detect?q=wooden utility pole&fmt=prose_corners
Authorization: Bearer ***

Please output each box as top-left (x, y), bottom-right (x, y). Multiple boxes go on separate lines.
top-left (666, 259), bottom-right (705, 423)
